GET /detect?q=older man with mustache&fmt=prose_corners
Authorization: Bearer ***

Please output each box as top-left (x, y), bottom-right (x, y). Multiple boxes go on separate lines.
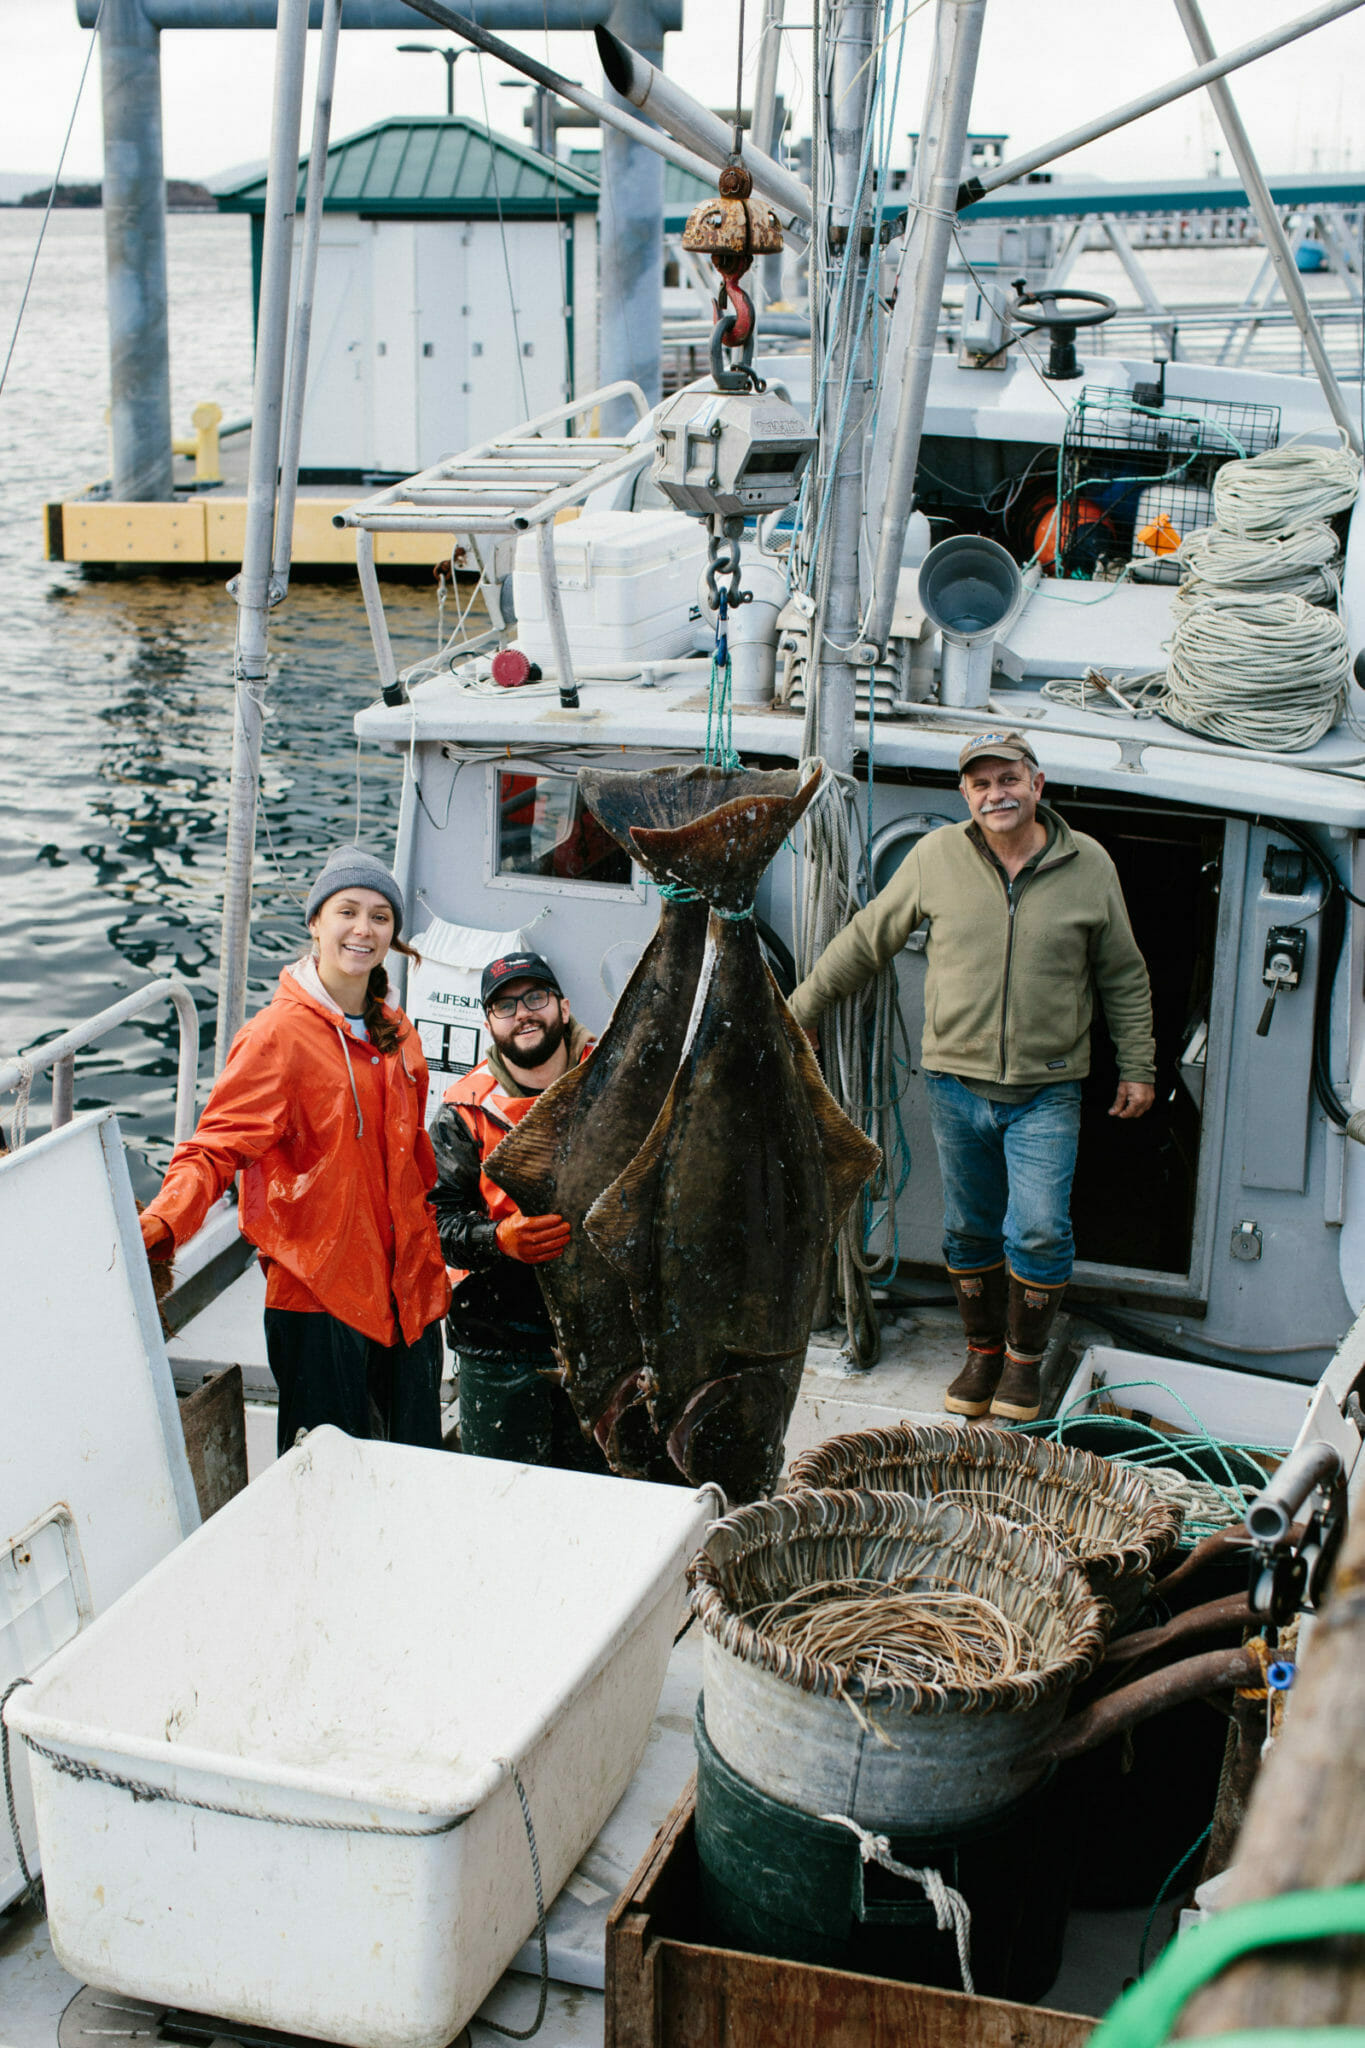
top-left (789, 732), bottom-right (1155, 1423)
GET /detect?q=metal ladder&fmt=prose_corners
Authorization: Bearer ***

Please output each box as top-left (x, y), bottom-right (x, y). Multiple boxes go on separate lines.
top-left (336, 382), bottom-right (654, 708)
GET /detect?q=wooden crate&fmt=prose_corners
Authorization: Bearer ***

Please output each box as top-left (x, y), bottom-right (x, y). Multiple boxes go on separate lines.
top-left (606, 1782), bottom-right (1095, 2048)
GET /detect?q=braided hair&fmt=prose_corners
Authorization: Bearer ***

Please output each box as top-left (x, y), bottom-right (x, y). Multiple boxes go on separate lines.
top-left (360, 934), bottom-right (422, 1054)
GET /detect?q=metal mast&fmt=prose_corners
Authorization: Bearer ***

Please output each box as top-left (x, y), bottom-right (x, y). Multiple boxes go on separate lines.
top-left (213, 0), bottom-right (311, 1067)
top-left (811, 0), bottom-right (879, 777)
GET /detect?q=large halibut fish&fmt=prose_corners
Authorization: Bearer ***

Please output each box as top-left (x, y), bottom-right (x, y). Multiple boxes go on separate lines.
top-left (486, 766), bottom-right (796, 1474)
top-left (584, 770), bottom-right (882, 1501)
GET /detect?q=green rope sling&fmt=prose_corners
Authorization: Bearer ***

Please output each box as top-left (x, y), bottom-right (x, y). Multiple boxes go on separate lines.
top-left (1088, 1884), bottom-right (1365, 2048)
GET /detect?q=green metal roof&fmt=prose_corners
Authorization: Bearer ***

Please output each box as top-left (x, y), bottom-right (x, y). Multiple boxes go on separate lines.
top-left (217, 116), bottom-right (599, 218)
top-left (569, 147), bottom-right (716, 229)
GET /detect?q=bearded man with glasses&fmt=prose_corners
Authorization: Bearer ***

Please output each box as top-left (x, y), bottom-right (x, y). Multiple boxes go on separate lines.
top-left (431, 951), bottom-right (606, 1468)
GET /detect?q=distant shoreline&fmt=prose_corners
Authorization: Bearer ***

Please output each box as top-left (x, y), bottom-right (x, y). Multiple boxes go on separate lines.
top-left (0, 179), bottom-right (216, 212)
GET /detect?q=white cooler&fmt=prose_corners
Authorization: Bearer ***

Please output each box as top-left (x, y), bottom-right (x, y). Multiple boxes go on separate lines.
top-left (6, 1429), bottom-right (712, 2048)
top-left (511, 508), bottom-right (708, 667)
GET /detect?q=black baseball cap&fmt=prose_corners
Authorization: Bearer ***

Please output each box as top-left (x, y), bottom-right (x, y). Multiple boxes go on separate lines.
top-left (481, 951), bottom-right (564, 1007)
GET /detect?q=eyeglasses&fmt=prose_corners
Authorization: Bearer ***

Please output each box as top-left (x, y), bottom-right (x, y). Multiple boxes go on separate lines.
top-left (488, 987), bottom-right (555, 1019)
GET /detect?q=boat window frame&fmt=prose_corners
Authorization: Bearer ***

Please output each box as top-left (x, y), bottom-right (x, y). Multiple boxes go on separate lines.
top-left (482, 760), bottom-right (650, 905)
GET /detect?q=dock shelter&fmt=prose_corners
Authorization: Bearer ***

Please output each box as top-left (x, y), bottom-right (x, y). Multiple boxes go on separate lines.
top-left (217, 117), bottom-right (600, 479)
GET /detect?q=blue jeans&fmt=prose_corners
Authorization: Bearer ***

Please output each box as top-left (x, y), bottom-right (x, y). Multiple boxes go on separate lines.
top-left (923, 1074), bottom-right (1082, 1286)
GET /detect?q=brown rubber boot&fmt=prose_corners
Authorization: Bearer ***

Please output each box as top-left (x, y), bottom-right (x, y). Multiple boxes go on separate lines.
top-left (991, 1272), bottom-right (1068, 1423)
top-left (944, 1263), bottom-right (1007, 1418)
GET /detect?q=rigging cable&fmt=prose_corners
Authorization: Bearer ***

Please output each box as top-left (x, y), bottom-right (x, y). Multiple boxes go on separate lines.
top-left (475, 54), bottom-right (531, 419)
top-left (0, 0), bottom-right (107, 406)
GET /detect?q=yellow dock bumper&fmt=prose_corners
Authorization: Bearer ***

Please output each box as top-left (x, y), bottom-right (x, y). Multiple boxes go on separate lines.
top-left (46, 498), bottom-right (454, 571)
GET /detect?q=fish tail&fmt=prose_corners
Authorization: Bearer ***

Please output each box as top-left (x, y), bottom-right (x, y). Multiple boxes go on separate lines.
top-left (631, 770), bottom-right (822, 914)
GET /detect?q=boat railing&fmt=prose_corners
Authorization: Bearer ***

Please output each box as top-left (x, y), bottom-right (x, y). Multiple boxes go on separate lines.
top-left (0, 978), bottom-right (200, 1150)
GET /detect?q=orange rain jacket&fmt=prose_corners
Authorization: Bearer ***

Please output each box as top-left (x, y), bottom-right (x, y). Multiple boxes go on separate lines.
top-left (142, 960), bottom-right (451, 1347)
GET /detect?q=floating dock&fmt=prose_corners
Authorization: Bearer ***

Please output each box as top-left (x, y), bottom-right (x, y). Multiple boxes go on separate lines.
top-left (44, 426), bottom-right (453, 570)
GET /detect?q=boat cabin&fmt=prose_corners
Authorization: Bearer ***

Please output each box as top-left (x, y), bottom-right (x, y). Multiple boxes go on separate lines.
top-left (351, 343), bottom-right (1365, 1384)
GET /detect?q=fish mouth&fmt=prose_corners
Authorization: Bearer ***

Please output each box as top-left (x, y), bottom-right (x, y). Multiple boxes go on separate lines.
top-left (592, 1368), bottom-right (647, 1453)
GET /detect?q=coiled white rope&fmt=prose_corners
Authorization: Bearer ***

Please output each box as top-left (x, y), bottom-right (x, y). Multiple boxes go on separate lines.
top-left (1212, 436), bottom-right (1361, 540)
top-left (1177, 521), bottom-right (1340, 605)
top-left (1164, 589), bottom-right (1350, 753)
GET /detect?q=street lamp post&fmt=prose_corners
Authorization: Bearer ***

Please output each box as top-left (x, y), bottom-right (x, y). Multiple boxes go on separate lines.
top-left (397, 41), bottom-right (469, 115)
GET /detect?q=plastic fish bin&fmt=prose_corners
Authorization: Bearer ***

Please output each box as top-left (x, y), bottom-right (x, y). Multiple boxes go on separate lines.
top-left (6, 1428), bottom-right (712, 2048)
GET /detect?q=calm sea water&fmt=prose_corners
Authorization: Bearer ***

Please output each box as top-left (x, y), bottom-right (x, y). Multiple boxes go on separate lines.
top-left (0, 211), bottom-right (441, 1196)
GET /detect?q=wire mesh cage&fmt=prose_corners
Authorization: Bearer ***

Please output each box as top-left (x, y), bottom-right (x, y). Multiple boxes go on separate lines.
top-left (1056, 387), bottom-right (1281, 578)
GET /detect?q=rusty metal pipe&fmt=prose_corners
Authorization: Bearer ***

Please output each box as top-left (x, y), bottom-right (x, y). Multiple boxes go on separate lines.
top-left (1152, 1524), bottom-right (1252, 1599)
top-left (1100, 1593), bottom-right (1254, 1673)
top-left (1042, 1646), bottom-right (1262, 1765)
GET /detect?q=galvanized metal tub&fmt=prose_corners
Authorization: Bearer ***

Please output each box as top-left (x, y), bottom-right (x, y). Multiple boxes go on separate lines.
top-left (692, 1490), bottom-right (1110, 1831)
top-left (787, 1422), bottom-right (1183, 1626)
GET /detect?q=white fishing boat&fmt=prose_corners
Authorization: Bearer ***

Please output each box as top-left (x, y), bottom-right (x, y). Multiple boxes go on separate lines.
top-left (8, 0), bottom-right (1365, 2040)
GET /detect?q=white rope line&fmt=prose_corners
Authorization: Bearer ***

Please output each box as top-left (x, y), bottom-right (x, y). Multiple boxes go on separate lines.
top-left (822, 1812), bottom-right (975, 1993)
top-left (1164, 587), bottom-right (1350, 753)
top-left (1177, 521), bottom-right (1341, 604)
top-left (1212, 435), bottom-right (1361, 539)
top-left (7, 1056), bottom-right (35, 1152)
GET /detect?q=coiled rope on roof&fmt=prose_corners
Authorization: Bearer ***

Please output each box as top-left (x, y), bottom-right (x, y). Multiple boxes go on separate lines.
top-left (1177, 521), bottom-right (1341, 605)
top-left (1157, 434), bottom-right (1363, 754)
top-left (1211, 435), bottom-right (1361, 539)
top-left (1163, 586), bottom-right (1351, 753)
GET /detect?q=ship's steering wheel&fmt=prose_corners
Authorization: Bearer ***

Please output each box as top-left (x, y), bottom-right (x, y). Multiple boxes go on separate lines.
top-left (1012, 288), bottom-right (1118, 381)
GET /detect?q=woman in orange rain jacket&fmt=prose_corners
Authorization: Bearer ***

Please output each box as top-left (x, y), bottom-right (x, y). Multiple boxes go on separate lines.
top-left (140, 847), bottom-right (451, 1455)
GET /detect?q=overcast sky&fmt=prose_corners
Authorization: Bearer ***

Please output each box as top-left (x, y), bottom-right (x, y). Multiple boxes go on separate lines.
top-left (3, 0), bottom-right (1364, 190)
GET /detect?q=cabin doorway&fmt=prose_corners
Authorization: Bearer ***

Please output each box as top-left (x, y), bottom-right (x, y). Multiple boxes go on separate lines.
top-left (877, 790), bottom-right (1230, 1308)
top-left (1051, 798), bottom-right (1225, 1287)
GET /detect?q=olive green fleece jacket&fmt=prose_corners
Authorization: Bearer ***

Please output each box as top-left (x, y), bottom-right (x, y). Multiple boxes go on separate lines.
top-left (788, 806), bottom-right (1156, 1088)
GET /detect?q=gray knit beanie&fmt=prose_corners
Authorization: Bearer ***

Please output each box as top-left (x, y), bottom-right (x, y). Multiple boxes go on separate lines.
top-left (305, 846), bottom-right (404, 934)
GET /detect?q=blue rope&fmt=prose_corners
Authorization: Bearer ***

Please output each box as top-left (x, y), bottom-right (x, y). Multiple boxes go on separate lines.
top-left (706, 589), bottom-right (740, 772)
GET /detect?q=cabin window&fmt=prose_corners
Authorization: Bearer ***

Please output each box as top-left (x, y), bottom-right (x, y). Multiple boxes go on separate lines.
top-left (494, 771), bottom-right (632, 888)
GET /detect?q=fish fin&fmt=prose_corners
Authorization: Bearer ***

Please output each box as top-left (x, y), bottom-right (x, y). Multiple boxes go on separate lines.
top-left (629, 769), bottom-right (822, 911)
top-left (584, 1102), bottom-right (673, 1294)
top-left (484, 1058), bottom-right (591, 1213)
top-left (773, 991), bottom-right (883, 1235)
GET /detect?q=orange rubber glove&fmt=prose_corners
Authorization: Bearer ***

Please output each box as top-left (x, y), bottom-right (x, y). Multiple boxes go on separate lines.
top-left (495, 1210), bottom-right (571, 1264)
top-left (140, 1211), bottom-right (175, 1261)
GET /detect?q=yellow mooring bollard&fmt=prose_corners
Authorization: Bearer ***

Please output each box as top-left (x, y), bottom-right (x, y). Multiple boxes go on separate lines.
top-left (172, 401), bottom-right (223, 486)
